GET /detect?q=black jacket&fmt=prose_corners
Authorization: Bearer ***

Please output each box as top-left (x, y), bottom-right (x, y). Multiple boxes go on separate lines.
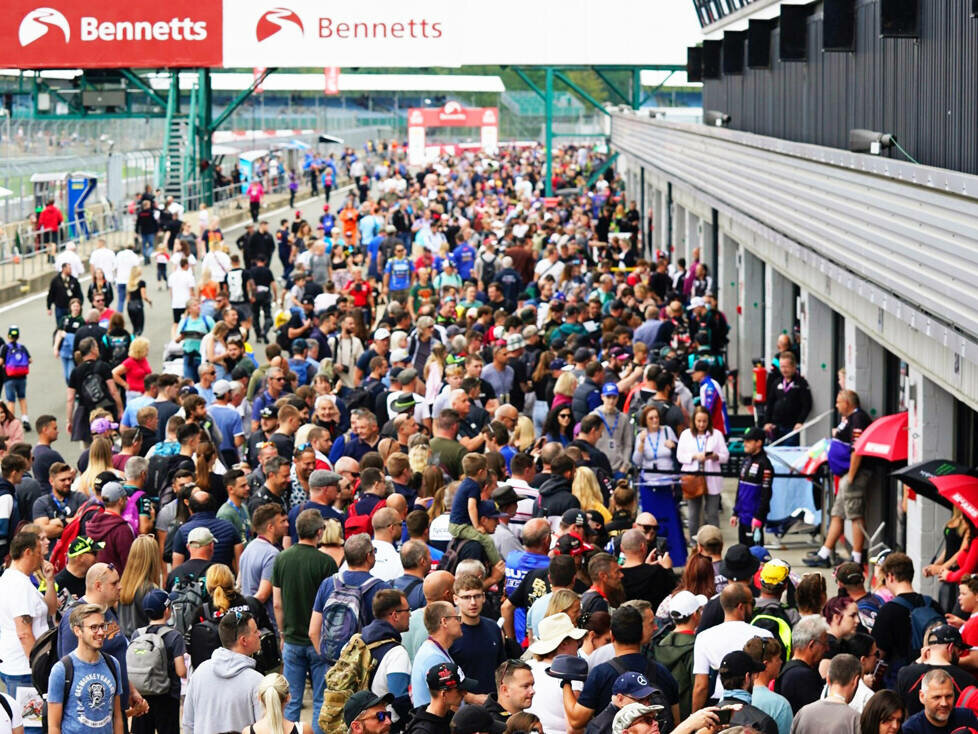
top-left (532, 475), bottom-right (580, 519)
top-left (47, 273), bottom-right (83, 310)
top-left (762, 372), bottom-right (813, 430)
top-left (404, 708), bottom-right (452, 734)
top-left (245, 231), bottom-right (275, 267)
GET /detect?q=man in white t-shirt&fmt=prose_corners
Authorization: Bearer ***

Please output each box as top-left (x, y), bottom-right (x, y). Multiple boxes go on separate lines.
top-left (361, 589), bottom-right (413, 725)
top-left (167, 258), bottom-right (198, 336)
top-left (0, 528), bottom-right (56, 694)
top-left (114, 244), bottom-right (142, 312)
top-left (89, 239), bottom-right (116, 284)
top-left (692, 582), bottom-right (772, 711)
top-left (367, 508), bottom-right (405, 582)
top-left (0, 691), bottom-right (22, 734)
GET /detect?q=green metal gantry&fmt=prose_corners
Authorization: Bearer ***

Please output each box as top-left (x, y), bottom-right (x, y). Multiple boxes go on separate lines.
top-left (509, 64), bottom-right (685, 195)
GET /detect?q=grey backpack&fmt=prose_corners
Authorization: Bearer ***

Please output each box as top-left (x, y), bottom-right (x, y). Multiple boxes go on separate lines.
top-left (127, 625), bottom-right (171, 695)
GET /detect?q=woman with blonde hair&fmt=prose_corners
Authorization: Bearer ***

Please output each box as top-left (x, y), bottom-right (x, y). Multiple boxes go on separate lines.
top-left (201, 320), bottom-right (231, 379)
top-left (74, 436), bottom-right (119, 494)
top-left (244, 673), bottom-right (311, 734)
top-left (408, 442), bottom-right (431, 476)
top-left (117, 535), bottom-right (163, 636)
top-left (511, 415), bottom-right (536, 453)
top-left (543, 589), bottom-right (581, 626)
top-left (423, 342), bottom-right (449, 403)
top-left (125, 265), bottom-right (151, 336)
top-left (111, 337), bottom-right (152, 403)
top-left (318, 519), bottom-right (345, 567)
top-left (190, 563), bottom-right (271, 669)
top-left (551, 371), bottom-right (577, 411)
top-left (572, 467), bottom-right (612, 522)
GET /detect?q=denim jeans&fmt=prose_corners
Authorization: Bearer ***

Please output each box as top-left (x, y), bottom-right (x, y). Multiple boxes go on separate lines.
top-left (183, 352), bottom-right (201, 381)
top-left (282, 642), bottom-right (325, 734)
top-left (1, 672), bottom-right (34, 696)
top-left (117, 283), bottom-right (128, 313)
top-left (140, 233), bottom-right (156, 263)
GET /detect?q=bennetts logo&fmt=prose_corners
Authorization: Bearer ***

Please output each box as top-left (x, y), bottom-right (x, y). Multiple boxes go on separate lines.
top-left (19, 7), bottom-right (70, 47)
top-left (256, 8), bottom-right (304, 42)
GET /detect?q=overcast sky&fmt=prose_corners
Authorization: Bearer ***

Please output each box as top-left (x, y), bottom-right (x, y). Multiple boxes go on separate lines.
top-left (648, 0), bottom-right (703, 62)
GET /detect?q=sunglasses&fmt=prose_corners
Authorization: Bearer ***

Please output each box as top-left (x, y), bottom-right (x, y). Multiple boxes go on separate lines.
top-left (359, 711), bottom-right (390, 724)
top-left (559, 413), bottom-right (571, 419)
top-left (639, 524), bottom-right (659, 532)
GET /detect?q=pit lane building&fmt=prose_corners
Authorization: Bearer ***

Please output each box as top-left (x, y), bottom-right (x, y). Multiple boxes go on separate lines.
top-left (611, 0), bottom-right (978, 587)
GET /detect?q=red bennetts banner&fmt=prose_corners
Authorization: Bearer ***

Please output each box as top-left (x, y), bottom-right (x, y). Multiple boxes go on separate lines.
top-left (0, 1), bottom-right (222, 68)
top-left (408, 103), bottom-right (498, 128)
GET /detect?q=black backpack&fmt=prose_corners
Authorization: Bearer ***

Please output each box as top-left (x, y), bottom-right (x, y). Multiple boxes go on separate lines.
top-left (438, 537), bottom-right (467, 575)
top-left (29, 627), bottom-right (61, 695)
top-left (189, 602), bottom-right (223, 669)
top-left (102, 333), bottom-right (130, 367)
top-left (609, 657), bottom-right (674, 733)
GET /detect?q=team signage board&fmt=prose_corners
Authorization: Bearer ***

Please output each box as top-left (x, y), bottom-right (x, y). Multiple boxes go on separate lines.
top-left (0, 0), bottom-right (673, 68)
top-left (1, 1), bottom-right (222, 67)
top-left (406, 103), bottom-right (498, 165)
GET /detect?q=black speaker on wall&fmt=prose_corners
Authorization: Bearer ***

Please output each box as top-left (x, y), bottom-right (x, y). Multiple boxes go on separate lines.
top-left (748, 19), bottom-right (773, 68)
top-left (823, 0), bottom-right (856, 51)
top-left (880, 0), bottom-right (919, 37)
top-left (702, 40), bottom-right (722, 78)
top-left (722, 31), bottom-right (746, 74)
top-left (687, 46), bottom-right (704, 83)
top-left (779, 5), bottom-right (810, 61)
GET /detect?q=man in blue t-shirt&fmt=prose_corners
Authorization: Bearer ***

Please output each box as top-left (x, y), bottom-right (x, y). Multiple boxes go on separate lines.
top-left (383, 243), bottom-right (414, 304)
top-left (176, 298), bottom-right (214, 381)
top-left (448, 574), bottom-right (507, 695)
top-left (207, 381), bottom-right (245, 468)
top-left (451, 240), bottom-right (476, 281)
top-left (48, 604), bottom-right (124, 734)
top-left (503, 517), bottom-right (552, 645)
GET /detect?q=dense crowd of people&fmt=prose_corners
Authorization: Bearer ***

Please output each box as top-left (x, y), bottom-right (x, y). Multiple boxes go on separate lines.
top-left (0, 140), bottom-right (967, 734)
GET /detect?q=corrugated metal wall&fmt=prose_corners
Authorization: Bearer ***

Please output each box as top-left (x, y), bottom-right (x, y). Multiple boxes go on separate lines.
top-left (703, 0), bottom-right (978, 174)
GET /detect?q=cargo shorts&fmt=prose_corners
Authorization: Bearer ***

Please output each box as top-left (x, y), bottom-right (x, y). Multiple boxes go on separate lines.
top-left (831, 469), bottom-right (871, 520)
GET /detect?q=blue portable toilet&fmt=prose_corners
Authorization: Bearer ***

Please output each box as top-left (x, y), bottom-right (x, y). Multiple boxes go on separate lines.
top-left (66, 172), bottom-right (97, 239)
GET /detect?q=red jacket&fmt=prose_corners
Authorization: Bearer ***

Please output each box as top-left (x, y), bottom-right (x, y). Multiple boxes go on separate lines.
top-left (38, 205), bottom-right (63, 232)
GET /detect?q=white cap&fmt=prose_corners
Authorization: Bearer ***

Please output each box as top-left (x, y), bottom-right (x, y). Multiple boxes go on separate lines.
top-left (373, 328), bottom-right (391, 341)
top-left (212, 379), bottom-right (233, 397)
top-left (687, 296), bottom-right (706, 310)
top-left (390, 349), bottom-right (410, 364)
top-left (670, 590), bottom-right (708, 618)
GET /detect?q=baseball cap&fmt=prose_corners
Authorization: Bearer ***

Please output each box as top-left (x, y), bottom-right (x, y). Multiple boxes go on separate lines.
top-left (687, 296), bottom-right (706, 310)
top-left (389, 349), bottom-right (410, 364)
top-left (373, 328), bottom-right (391, 341)
top-left (555, 533), bottom-right (594, 557)
top-left (309, 470), bottom-right (342, 488)
top-left (342, 691), bottom-right (394, 727)
top-left (718, 650), bottom-right (765, 677)
top-left (835, 562), bottom-right (865, 586)
top-left (100, 482), bottom-right (127, 504)
top-left (693, 524), bottom-right (723, 548)
top-left (669, 590), bottom-right (708, 618)
top-left (187, 527), bottom-right (216, 546)
top-left (522, 325), bottom-right (539, 340)
top-left (425, 662), bottom-right (478, 693)
top-left (760, 559), bottom-right (791, 587)
top-left (744, 427), bottom-right (767, 442)
top-left (260, 406), bottom-right (277, 420)
top-left (90, 417), bottom-right (119, 435)
top-left (7, 326), bottom-right (19, 338)
top-left (601, 382), bottom-right (620, 397)
top-left (142, 589), bottom-right (171, 618)
top-left (301, 295), bottom-right (315, 306)
top-left (291, 338), bottom-right (307, 353)
top-left (612, 672), bottom-right (659, 700)
top-left (178, 385), bottom-right (199, 396)
top-left (477, 500), bottom-right (507, 519)
top-left (395, 367), bottom-right (418, 384)
top-left (549, 358), bottom-right (567, 371)
top-left (212, 379), bottom-right (233, 397)
top-left (67, 537), bottom-right (104, 558)
top-left (663, 358), bottom-right (682, 374)
top-left (927, 624), bottom-right (965, 647)
top-left (561, 509), bottom-right (586, 527)
top-left (574, 347), bottom-right (592, 363)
